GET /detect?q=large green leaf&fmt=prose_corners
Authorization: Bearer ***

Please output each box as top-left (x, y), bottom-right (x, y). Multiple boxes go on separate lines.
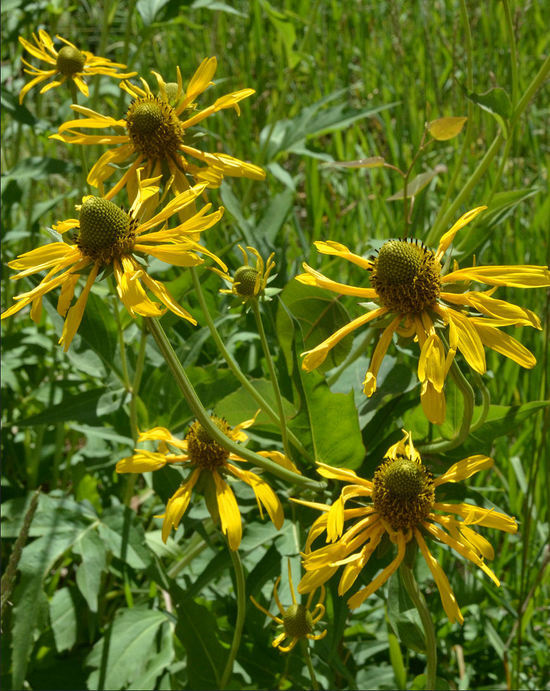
top-left (215, 378), bottom-right (296, 430)
top-left (49, 587), bottom-right (78, 653)
top-left (73, 529), bottom-right (107, 612)
top-left (86, 607), bottom-right (170, 690)
top-left (291, 369), bottom-right (364, 468)
top-left (173, 592), bottom-right (227, 690)
top-left (277, 278), bottom-right (354, 376)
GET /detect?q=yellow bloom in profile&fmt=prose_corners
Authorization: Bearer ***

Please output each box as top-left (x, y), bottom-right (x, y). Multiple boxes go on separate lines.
top-left (250, 560), bottom-right (327, 653)
top-left (293, 431), bottom-right (517, 625)
top-left (214, 245), bottom-right (276, 301)
top-left (51, 59), bottom-right (266, 199)
top-left (18, 29), bottom-right (136, 103)
top-left (296, 207), bottom-right (550, 423)
top-left (117, 415), bottom-right (299, 549)
top-left (1, 173), bottom-right (225, 350)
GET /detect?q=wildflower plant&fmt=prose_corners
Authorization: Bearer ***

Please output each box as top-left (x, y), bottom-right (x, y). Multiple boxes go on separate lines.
top-left (2, 6), bottom-right (548, 691)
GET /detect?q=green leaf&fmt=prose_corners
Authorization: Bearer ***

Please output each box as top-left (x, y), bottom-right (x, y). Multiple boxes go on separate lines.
top-left (387, 572), bottom-right (425, 654)
top-left (73, 530), bottom-right (107, 612)
top-left (49, 588), bottom-right (78, 652)
top-left (215, 379), bottom-right (296, 430)
top-left (0, 90), bottom-right (36, 126)
top-left (464, 86), bottom-right (513, 137)
top-left (276, 278), bottom-right (353, 376)
top-left (136, 0), bottom-right (171, 24)
top-left (11, 505), bottom-right (94, 689)
top-left (254, 188), bottom-right (295, 251)
top-left (427, 116), bottom-right (467, 141)
top-left (292, 370), bottom-right (364, 468)
top-left (98, 505), bottom-right (153, 570)
top-left (75, 291), bottom-right (119, 369)
top-left (86, 607), bottom-right (169, 690)
top-left (386, 165), bottom-right (447, 201)
top-left (173, 595), bottom-right (226, 690)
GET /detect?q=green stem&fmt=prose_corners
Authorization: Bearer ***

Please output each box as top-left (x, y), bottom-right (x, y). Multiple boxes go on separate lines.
top-left (502, 0), bottom-right (519, 107)
top-left (300, 638), bottom-right (319, 690)
top-left (146, 317), bottom-right (324, 491)
top-left (219, 547), bottom-right (246, 690)
top-left (400, 564), bottom-right (437, 691)
top-left (251, 299), bottom-right (292, 460)
top-left (190, 268), bottom-right (311, 460)
top-left (418, 359), bottom-right (474, 454)
top-left (470, 372), bottom-right (491, 433)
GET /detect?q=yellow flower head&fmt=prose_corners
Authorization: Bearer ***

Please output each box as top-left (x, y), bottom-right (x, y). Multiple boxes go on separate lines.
top-left (214, 245), bottom-right (276, 301)
top-left (250, 560), bottom-right (327, 653)
top-left (296, 207), bottom-right (550, 424)
top-left (293, 431), bottom-right (518, 625)
top-left (1, 172), bottom-right (225, 350)
top-left (116, 414), bottom-right (299, 550)
top-left (18, 29), bottom-right (136, 103)
top-left (51, 58), bottom-right (266, 200)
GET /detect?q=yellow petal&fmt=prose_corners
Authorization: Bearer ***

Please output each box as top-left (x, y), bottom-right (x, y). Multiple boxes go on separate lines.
top-left (227, 464), bottom-right (283, 530)
top-left (434, 454), bottom-right (493, 486)
top-left (296, 264), bottom-right (378, 298)
top-left (441, 290), bottom-right (541, 328)
top-left (297, 565), bottom-right (339, 594)
top-left (257, 450), bottom-right (301, 475)
top-left (185, 57), bottom-right (217, 102)
top-left (116, 450), bottom-right (170, 473)
top-left (138, 272), bottom-right (197, 323)
top-left (420, 380), bottom-right (446, 425)
top-left (162, 468), bottom-right (200, 542)
top-left (301, 307), bottom-right (387, 371)
top-left (312, 240), bottom-right (372, 270)
top-left (446, 308), bottom-right (486, 373)
top-left (418, 332), bottom-right (445, 391)
top-left (469, 320), bottom-right (537, 368)
top-left (363, 315), bottom-right (401, 393)
top-left (435, 206), bottom-right (487, 261)
top-left (57, 274), bottom-right (80, 316)
top-left (59, 263), bottom-right (99, 351)
top-left (347, 531), bottom-right (407, 609)
top-left (213, 471), bottom-right (242, 550)
top-left (445, 265), bottom-right (550, 288)
top-left (414, 528), bottom-right (463, 624)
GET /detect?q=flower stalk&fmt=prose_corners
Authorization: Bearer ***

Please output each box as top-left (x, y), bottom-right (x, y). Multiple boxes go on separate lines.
top-left (219, 546), bottom-right (246, 690)
top-left (145, 317), bottom-right (323, 491)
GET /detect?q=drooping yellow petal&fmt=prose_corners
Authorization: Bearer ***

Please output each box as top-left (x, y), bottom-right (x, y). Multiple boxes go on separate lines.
top-left (435, 206), bottom-right (487, 261)
top-left (469, 320), bottom-right (537, 368)
top-left (434, 503), bottom-right (517, 533)
top-left (161, 468), bottom-right (201, 542)
top-left (257, 450), bottom-right (301, 475)
top-left (298, 565), bottom-right (339, 594)
top-left (59, 263), bottom-right (99, 351)
top-left (212, 471), bottom-right (242, 550)
top-left (420, 380), bottom-right (447, 425)
top-left (444, 265), bottom-right (550, 288)
top-left (446, 308), bottom-right (486, 373)
top-left (362, 315), bottom-right (401, 397)
top-left (227, 464), bottom-right (283, 529)
top-left (338, 524), bottom-right (385, 595)
top-left (414, 528), bottom-right (463, 625)
top-left (138, 271), bottom-right (197, 322)
top-left (441, 290), bottom-right (541, 328)
top-left (57, 274), bottom-right (80, 316)
top-left (296, 263), bottom-right (379, 298)
top-left (423, 521), bottom-right (500, 586)
top-left (418, 332), bottom-right (446, 392)
top-left (312, 240), bottom-right (372, 270)
top-left (434, 454), bottom-right (493, 486)
top-left (347, 531), bottom-right (407, 609)
top-left (302, 306), bottom-right (388, 371)
top-left (112, 261), bottom-right (164, 318)
top-left (116, 450), bottom-right (172, 473)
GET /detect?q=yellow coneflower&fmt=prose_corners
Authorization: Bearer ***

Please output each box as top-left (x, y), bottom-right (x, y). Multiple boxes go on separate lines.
top-left (116, 414), bottom-right (299, 549)
top-left (18, 29), bottom-right (136, 103)
top-left (213, 245), bottom-right (276, 301)
top-left (1, 172), bottom-right (225, 350)
top-left (250, 560), bottom-right (327, 652)
top-left (296, 207), bottom-right (550, 423)
top-left (293, 430), bottom-right (517, 625)
top-left (51, 59), bottom-right (265, 199)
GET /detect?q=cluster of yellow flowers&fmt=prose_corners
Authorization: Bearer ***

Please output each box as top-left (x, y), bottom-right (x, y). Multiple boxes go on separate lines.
top-left (4, 30), bottom-right (549, 652)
